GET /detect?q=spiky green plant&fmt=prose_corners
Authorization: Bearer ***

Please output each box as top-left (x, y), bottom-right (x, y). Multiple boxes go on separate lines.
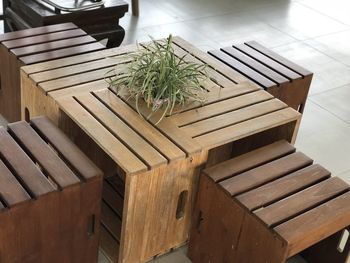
top-left (106, 35), bottom-right (208, 124)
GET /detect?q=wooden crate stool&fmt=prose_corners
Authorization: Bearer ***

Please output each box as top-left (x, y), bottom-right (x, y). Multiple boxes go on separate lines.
top-left (0, 116), bottom-right (103, 263)
top-left (208, 41), bottom-right (313, 113)
top-left (0, 22), bottom-right (105, 122)
top-left (188, 140), bottom-right (350, 263)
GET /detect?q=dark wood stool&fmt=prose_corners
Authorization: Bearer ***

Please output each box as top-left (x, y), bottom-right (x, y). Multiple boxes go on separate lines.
top-left (0, 22), bottom-right (105, 122)
top-left (209, 42), bottom-right (313, 113)
top-left (0, 116), bottom-right (103, 262)
top-left (188, 140), bottom-right (350, 263)
top-left (4, 0), bottom-right (128, 48)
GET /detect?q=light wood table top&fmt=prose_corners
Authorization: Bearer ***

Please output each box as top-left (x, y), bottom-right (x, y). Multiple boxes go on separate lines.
top-left (23, 36), bottom-right (300, 175)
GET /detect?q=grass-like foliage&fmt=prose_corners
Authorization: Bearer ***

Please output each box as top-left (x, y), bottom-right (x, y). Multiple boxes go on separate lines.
top-left (106, 35), bottom-right (208, 124)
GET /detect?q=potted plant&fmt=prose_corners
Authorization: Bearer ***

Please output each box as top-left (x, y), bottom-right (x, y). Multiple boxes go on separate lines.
top-left (106, 35), bottom-right (208, 124)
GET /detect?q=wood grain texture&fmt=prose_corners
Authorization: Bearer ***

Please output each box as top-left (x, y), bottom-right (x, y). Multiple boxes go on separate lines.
top-left (20, 37), bottom-right (302, 263)
top-left (237, 164), bottom-right (331, 211)
top-left (8, 121), bottom-right (81, 189)
top-left (0, 116), bottom-right (103, 263)
top-left (7, 0), bottom-right (128, 48)
top-left (0, 23), bottom-right (105, 121)
top-left (30, 116), bottom-right (102, 181)
top-left (209, 41), bottom-right (313, 113)
top-left (275, 191), bottom-right (350, 257)
top-left (204, 140), bottom-right (295, 182)
top-left (191, 141), bottom-right (350, 263)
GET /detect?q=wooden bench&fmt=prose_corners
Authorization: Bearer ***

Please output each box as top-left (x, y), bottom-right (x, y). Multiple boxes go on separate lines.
top-left (0, 116), bottom-right (103, 262)
top-left (0, 22), bottom-right (105, 122)
top-left (4, 0), bottom-right (128, 48)
top-left (209, 41), bottom-right (313, 113)
top-left (188, 140), bottom-right (350, 263)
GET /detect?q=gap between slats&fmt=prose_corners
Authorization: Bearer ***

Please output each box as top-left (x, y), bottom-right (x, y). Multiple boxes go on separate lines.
top-left (32, 54), bottom-right (132, 84)
top-left (4, 29), bottom-right (87, 49)
top-left (23, 43), bottom-right (138, 76)
top-left (177, 92), bottom-right (274, 128)
top-left (73, 95), bottom-right (162, 169)
top-left (92, 91), bottom-right (177, 164)
top-left (190, 99), bottom-right (287, 138)
top-left (7, 127), bottom-right (81, 190)
top-left (38, 63), bottom-right (129, 93)
top-left (238, 164), bottom-right (331, 211)
top-left (245, 41), bottom-right (311, 78)
top-left (108, 88), bottom-right (197, 157)
top-left (172, 37), bottom-right (247, 84)
top-left (0, 23), bottom-right (77, 43)
top-left (231, 44), bottom-right (301, 81)
top-left (254, 179), bottom-right (350, 228)
top-left (0, 132), bottom-right (54, 198)
top-left (221, 47), bottom-right (289, 86)
top-left (12, 35), bottom-right (97, 57)
top-left (30, 122), bottom-right (94, 183)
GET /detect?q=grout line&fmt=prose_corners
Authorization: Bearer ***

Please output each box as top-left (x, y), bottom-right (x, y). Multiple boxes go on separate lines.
top-left (296, 1), bottom-right (350, 27)
top-left (309, 98), bottom-right (350, 126)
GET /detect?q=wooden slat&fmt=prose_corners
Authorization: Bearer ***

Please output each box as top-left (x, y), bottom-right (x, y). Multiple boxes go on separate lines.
top-left (100, 225), bottom-right (120, 263)
top-left (48, 80), bottom-right (110, 106)
top-left (209, 49), bottom-right (276, 89)
top-left (11, 35), bottom-right (97, 57)
top-left (161, 80), bottom-right (260, 116)
top-left (172, 36), bottom-right (248, 83)
top-left (0, 128), bottom-right (55, 197)
top-left (245, 41), bottom-right (312, 76)
top-left (102, 201), bottom-right (122, 241)
top-left (237, 164), bottom-right (331, 211)
top-left (233, 44), bottom-right (301, 80)
top-left (171, 90), bottom-right (273, 126)
top-left (21, 43), bottom-right (137, 75)
top-left (171, 43), bottom-right (237, 89)
top-left (195, 107), bottom-right (300, 149)
top-left (74, 93), bottom-right (167, 169)
top-left (182, 99), bottom-right (287, 137)
top-left (57, 97), bottom-right (148, 175)
top-left (39, 63), bottom-right (125, 92)
top-left (219, 152), bottom-right (313, 196)
top-left (106, 176), bottom-right (125, 197)
top-left (103, 180), bottom-right (124, 217)
top-left (275, 191), bottom-right (350, 257)
top-left (0, 159), bottom-right (31, 206)
top-left (94, 89), bottom-right (185, 162)
top-left (20, 42), bottom-right (105, 65)
top-left (30, 116), bottom-right (102, 181)
top-left (255, 177), bottom-right (350, 227)
top-left (3, 29), bottom-right (87, 49)
top-left (0, 23), bottom-right (77, 42)
top-left (31, 55), bottom-right (131, 83)
top-left (204, 140), bottom-right (295, 182)
top-left (123, 98), bottom-right (201, 155)
top-left (8, 122), bottom-right (81, 189)
top-left (222, 46), bottom-right (290, 85)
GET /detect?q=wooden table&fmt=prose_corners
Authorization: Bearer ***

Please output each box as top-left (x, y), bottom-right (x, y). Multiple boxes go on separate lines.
top-left (21, 37), bottom-right (301, 263)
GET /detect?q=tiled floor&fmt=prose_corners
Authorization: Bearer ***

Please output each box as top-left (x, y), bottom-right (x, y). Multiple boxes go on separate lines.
top-left (1, 0), bottom-right (350, 262)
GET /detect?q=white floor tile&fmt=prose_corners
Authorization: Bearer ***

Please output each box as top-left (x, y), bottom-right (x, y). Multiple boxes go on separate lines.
top-left (271, 41), bottom-right (350, 95)
top-left (310, 83), bottom-right (350, 124)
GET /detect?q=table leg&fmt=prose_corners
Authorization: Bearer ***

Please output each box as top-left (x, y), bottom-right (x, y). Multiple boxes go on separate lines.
top-left (132, 0), bottom-right (139, 16)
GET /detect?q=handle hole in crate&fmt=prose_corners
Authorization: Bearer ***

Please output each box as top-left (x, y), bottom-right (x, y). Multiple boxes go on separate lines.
top-left (337, 229), bottom-right (349, 253)
top-left (87, 214), bottom-right (96, 237)
top-left (176, 190), bottom-right (188, 220)
top-left (24, 108), bottom-right (30, 122)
